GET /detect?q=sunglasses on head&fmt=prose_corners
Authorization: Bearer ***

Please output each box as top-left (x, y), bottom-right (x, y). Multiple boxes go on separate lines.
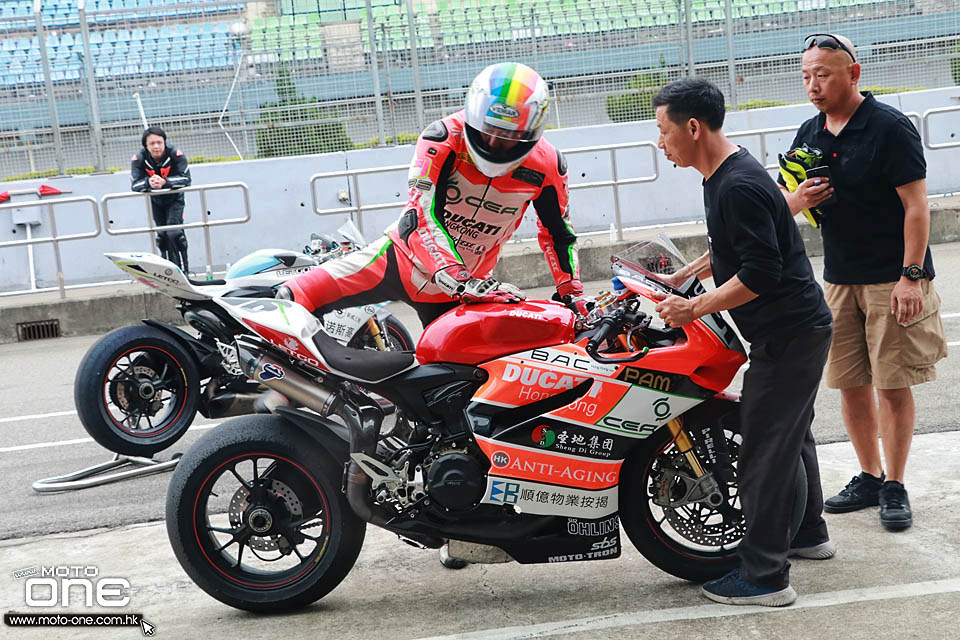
top-left (803, 34), bottom-right (856, 62)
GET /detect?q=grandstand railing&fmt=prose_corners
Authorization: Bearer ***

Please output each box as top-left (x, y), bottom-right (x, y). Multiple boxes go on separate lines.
top-left (0, 0), bottom-right (956, 180)
top-left (101, 181), bottom-right (252, 279)
top-left (0, 194), bottom-right (102, 298)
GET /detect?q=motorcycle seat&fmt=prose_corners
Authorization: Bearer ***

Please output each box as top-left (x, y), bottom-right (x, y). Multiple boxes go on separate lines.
top-left (312, 329), bottom-right (415, 381)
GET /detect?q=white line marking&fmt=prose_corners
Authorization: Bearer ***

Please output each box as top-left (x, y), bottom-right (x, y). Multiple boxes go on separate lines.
top-left (0, 423), bottom-right (221, 454)
top-left (941, 312), bottom-right (960, 319)
top-left (948, 341), bottom-right (959, 347)
top-left (414, 578), bottom-right (960, 640)
top-left (0, 410), bottom-right (77, 424)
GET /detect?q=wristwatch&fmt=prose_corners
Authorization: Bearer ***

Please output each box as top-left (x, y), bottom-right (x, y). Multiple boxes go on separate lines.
top-left (901, 264), bottom-right (925, 281)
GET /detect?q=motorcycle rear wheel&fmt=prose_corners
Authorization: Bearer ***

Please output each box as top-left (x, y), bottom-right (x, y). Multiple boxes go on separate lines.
top-left (74, 324), bottom-right (200, 457)
top-left (166, 413), bottom-right (365, 612)
top-left (619, 415), bottom-right (806, 583)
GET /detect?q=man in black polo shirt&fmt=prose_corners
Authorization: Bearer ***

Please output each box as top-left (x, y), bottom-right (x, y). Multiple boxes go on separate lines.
top-left (778, 34), bottom-right (947, 532)
top-left (651, 78), bottom-right (834, 607)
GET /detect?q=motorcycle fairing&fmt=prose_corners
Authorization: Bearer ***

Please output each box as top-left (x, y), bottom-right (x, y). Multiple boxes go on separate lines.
top-left (224, 249), bottom-right (319, 287)
top-left (107, 252), bottom-right (210, 301)
top-left (216, 297), bottom-right (418, 383)
top-left (475, 435), bottom-right (623, 492)
top-left (474, 344), bottom-right (705, 439)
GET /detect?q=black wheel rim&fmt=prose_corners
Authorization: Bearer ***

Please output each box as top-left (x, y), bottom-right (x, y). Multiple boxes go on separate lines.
top-left (643, 427), bottom-right (744, 558)
top-left (103, 346), bottom-right (189, 437)
top-left (192, 453), bottom-right (331, 589)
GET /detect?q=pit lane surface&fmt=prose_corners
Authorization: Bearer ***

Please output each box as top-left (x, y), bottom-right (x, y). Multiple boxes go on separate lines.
top-left (1, 246), bottom-right (958, 639)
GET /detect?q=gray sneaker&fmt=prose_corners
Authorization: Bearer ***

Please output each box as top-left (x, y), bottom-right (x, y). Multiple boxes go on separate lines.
top-left (788, 539), bottom-right (837, 559)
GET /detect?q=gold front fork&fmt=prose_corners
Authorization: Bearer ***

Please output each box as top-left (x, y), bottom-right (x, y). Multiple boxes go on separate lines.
top-left (366, 316), bottom-right (387, 351)
top-left (666, 417), bottom-right (706, 478)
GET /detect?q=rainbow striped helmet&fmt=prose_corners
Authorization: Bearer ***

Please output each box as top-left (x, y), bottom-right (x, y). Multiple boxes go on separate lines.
top-left (463, 62), bottom-right (550, 177)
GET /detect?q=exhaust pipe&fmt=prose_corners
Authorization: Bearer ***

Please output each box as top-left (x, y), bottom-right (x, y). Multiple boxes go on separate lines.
top-left (203, 390), bottom-right (259, 418)
top-left (237, 341), bottom-right (440, 547)
top-left (236, 343), bottom-right (343, 418)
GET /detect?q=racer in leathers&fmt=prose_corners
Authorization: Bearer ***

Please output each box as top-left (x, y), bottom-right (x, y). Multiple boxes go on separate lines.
top-left (131, 126), bottom-right (193, 274)
top-left (281, 62), bottom-right (587, 328)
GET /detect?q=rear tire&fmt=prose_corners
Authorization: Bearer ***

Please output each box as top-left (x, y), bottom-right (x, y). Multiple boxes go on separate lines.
top-left (619, 411), bottom-right (806, 583)
top-left (165, 414), bottom-right (365, 612)
top-left (74, 324), bottom-right (199, 456)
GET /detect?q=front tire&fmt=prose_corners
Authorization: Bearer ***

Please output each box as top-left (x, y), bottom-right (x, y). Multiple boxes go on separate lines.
top-left (165, 414), bottom-right (365, 612)
top-left (74, 324), bottom-right (200, 456)
top-left (619, 412), bottom-right (806, 583)
top-left (349, 314), bottom-right (414, 352)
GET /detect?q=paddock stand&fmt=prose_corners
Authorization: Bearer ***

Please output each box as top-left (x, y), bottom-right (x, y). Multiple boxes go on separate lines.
top-left (32, 453), bottom-right (182, 493)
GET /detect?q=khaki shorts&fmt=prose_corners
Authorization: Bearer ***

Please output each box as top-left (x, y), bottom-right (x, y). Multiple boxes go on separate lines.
top-left (824, 280), bottom-right (948, 390)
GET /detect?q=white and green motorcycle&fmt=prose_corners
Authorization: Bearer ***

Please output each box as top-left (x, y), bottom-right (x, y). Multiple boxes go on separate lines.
top-left (74, 222), bottom-right (413, 457)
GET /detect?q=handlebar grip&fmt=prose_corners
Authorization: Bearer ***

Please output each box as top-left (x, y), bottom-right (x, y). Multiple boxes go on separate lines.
top-left (585, 315), bottom-right (619, 355)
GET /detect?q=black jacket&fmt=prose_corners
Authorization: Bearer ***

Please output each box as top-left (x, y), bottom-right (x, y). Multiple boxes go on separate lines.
top-left (131, 145), bottom-right (192, 206)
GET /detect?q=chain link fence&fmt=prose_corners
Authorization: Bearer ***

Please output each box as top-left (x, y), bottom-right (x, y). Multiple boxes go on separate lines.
top-left (2, 0), bottom-right (959, 180)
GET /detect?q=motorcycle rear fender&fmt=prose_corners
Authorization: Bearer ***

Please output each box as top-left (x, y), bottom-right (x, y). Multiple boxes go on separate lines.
top-left (141, 319), bottom-right (218, 375)
top-left (273, 406), bottom-right (351, 464)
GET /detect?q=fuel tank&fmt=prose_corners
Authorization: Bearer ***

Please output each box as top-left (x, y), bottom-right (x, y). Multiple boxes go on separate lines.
top-left (417, 300), bottom-right (576, 365)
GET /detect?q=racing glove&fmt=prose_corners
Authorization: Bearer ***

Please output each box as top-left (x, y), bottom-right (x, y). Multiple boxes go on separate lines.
top-left (556, 279), bottom-right (593, 317)
top-left (434, 267), bottom-right (524, 304)
top-left (778, 144), bottom-right (825, 228)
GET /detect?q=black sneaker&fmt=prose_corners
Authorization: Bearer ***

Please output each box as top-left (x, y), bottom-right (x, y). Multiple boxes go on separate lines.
top-left (879, 481), bottom-right (912, 530)
top-left (823, 471), bottom-right (885, 513)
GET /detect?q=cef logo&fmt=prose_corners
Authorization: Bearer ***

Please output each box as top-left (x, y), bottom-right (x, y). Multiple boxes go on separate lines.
top-left (532, 426), bottom-right (556, 448)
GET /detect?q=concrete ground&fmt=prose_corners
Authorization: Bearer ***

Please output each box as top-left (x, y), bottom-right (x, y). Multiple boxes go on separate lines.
top-left (0, 240), bottom-right (958, 639)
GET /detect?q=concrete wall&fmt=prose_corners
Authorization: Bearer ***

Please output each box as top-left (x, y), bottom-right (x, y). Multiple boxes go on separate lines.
top-left (3, 86), bottom-right (960, 292)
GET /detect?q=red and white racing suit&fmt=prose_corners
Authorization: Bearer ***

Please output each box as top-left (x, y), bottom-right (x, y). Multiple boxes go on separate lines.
top-left (285, 110), bottom-right (580, 327)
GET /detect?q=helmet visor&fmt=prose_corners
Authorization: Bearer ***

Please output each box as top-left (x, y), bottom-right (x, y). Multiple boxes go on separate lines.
top-left (465, 123), bottom-right (538, 166)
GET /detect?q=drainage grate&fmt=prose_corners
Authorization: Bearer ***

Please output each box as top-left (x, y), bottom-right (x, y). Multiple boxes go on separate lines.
top-left (16, 319), bottom-right (61, 342)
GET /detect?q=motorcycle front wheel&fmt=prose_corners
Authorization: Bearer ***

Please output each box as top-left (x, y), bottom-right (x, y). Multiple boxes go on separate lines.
top-left (619, 413), bottom-right (806, 583)
top-left (166, 413), bottom-right (365, 612)
top-left (74, 324), bottom-right (200, 457)
top-left (348, 314), bottom-right (414, 352)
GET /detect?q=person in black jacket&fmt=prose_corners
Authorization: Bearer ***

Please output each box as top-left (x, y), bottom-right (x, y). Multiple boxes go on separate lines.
top-left (650, 78), bottom-right (834, 607)
top-left (131, 126), bottom-right (192, 274)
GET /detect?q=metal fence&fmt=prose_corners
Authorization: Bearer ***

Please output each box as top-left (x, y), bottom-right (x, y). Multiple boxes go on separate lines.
top-left (2, 0), bottom-right (960, 180)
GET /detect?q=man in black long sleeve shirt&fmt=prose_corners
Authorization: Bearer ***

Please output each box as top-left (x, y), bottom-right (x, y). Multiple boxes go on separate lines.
top-left (131, 126), bottom-right (192, 273)
top-left (651, 78), bottom-right (834, 607)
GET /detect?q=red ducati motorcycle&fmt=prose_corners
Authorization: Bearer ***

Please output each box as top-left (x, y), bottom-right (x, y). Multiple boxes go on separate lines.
top-left (165, 239), bottom-right (804, 612)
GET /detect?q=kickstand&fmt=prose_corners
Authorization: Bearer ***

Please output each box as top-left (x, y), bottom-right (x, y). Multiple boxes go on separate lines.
top-left (32, 452), bottom-right (182, 493)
